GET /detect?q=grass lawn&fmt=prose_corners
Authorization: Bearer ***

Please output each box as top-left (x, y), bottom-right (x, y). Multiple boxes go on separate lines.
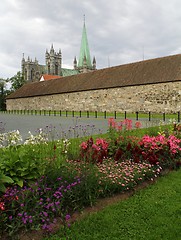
top-left (45, 169), bottom-right (181, 240)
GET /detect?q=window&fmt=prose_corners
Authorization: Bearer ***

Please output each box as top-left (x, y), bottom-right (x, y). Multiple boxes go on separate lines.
top-left (55, 64), bottom-right (58, 75)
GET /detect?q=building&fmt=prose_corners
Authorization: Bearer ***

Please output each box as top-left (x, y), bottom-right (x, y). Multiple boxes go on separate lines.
top-left (6, 54), bottom-right (181, 113)
top-left (21, 21), bottom-right (96, 82)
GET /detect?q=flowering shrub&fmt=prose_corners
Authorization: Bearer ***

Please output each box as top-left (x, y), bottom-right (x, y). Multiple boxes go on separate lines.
top-left (107, 118), bottom-right (181, 168)
top-left (62, 139), bottom-right (71, 154)
top-left (0, 121), bottom-right (181, 238)
top-left (24, 128), bottom-right (48, 145)
top-left (0, 175), bottom-right (81, 236)
top-left (107, 118), bottom-right (142, 160)
top-left (108, 118), bottom-right (141, 131)
top-left (112, 134), bottom-right (181, 168)
top-left (0, 130), bottom-right (23, 148)
top-left (113, 135), bottom-right (141, 162)
top-left (139, 135), bottom-right (181, 168)
top-left (65, 158), bottom-right (163, 199)
top-left (80, 137), bottom-right (109, 163)
top-left (97, 159), bottom-right (162, 194)
top-left (0, 129), bottom-right (71, 189)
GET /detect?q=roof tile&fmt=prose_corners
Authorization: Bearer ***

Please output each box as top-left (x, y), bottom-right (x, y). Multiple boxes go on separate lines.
top-left (7, 54), bottom-right (181, 99)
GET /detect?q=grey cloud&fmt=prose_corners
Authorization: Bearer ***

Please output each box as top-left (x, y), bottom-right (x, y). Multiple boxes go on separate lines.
top-left (1, 0), bottom-right (181, 78)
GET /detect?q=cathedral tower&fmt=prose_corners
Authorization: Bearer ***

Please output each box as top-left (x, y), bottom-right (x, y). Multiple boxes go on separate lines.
top-left (21, 54), bottom-right (40, 82)
top-left (45, 45), bottom-right (62, 76)
top-left (74, 17), bottom-right (96, 73)
top-left (21, 18), bottom-right (95, 83)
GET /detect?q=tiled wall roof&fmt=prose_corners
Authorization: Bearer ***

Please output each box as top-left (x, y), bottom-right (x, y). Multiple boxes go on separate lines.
top-left (7, 54), bottom-right (181, 99)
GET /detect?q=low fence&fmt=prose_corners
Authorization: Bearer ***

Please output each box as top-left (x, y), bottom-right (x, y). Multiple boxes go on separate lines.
top-left (1, 110), bottom-right (180, 122)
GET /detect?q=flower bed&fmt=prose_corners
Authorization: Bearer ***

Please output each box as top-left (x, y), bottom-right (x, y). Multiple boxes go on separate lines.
top-left (0, 119), bottom-right (181, 239)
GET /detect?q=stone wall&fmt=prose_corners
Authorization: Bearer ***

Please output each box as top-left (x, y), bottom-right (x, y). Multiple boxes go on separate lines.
top-left (6, 81), bottom-right (181, 113)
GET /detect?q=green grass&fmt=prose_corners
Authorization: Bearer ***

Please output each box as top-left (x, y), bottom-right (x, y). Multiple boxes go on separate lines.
top-left (45, 169), bottom-right (181, 240)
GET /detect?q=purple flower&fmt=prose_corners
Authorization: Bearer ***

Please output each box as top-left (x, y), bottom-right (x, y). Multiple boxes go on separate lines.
top-left (55, 201), bottom-right (60, 206)
top-left (43, 211), bottom-right (48, 217)
top-left (42, 224), bottom-right (48, 230)
top-left (65, 214), bottom-right (71, 221)
top-left (22, 218), bottom-right (27, 224)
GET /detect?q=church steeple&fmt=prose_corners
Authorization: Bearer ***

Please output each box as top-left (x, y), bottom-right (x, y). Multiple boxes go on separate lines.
top-left (78, 16), bottom-right (92, 70)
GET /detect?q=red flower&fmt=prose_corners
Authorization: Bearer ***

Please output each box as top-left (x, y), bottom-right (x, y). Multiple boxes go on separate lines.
top-left (0, 202), bottom-right (5, 211)
top-left (114, 148), bottom-right (124, 162)
top-left (126, 142), bottom-right (132, 151)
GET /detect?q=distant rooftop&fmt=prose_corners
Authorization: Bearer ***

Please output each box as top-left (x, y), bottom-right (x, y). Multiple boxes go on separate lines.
top-left (61, 68), bottom-right (79, 77)
top-left (7, 54), bottom-right (181, 99)
top-left (40, 74), bottom-right (61, 81)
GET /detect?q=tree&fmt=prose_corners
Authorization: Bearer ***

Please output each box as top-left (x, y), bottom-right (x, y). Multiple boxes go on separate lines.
top-left (0, 78), bottom-right (9, 110)
top-left (9, 71), bottom-right (26, 92)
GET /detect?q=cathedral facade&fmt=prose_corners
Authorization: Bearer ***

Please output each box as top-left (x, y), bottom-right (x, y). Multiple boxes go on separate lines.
top-left (21, 21), bottom-right (96, 82)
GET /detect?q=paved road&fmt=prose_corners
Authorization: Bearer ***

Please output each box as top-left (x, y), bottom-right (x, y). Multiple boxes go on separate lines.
top-left (0, 112), bottom-right (163, 141)
top-left (0, 113), bottom-right (109, 140)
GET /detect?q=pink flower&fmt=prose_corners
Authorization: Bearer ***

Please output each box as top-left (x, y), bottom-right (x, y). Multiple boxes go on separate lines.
top-left (96, 138), bottom-right (109, 150)
top-left (80, 142), bottom-right (87, 150)
top-left (135, 121), bottom-right (142, 128)
top-left (123, 119), bottom-right (132, 130)
top-left (108, 118), bottom-right (117, 128)
top-left (117, 125), bottom-right (123, 131)
top-left (92, 144), bottom-right (100, 151)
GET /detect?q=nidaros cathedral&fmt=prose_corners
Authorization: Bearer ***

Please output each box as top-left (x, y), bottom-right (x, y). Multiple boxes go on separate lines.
top-left (21, 20), bottom-right (96, 82)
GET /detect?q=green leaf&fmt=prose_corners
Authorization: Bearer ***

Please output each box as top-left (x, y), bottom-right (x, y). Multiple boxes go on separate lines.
top-left (16, 179), bottom-right (23, 187)
top-left (0, 173), bottom-right (14, 192)
top-left (0, 183), bottom-right (6, 192)
top-left (0, 174), bottom-right (14, 184)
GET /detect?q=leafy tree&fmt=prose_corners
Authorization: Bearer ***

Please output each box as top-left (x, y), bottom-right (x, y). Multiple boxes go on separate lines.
top-left (0, 78), bottom-right (8, 110)
top-left (9, 71), bottom-right (26, 92)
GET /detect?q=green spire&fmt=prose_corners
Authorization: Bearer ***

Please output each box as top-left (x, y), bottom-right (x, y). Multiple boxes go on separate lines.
top-left (78, 18), bottom-right (92, 68)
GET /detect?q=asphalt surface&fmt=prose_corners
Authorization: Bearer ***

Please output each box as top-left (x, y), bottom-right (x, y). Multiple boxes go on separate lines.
top-left (0, 113), bottom-right (109, 140)
top-left (0, 112), bottom-right (163, 141)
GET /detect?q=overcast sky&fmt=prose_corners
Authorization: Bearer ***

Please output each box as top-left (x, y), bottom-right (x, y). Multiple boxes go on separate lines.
top-left (1, 0), bottom-right (181, 79)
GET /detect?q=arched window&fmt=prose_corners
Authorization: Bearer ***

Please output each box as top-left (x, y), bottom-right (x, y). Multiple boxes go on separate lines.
top-left (48, 64), bottom-right (50, 74)
top-left (31, 69), bottom-right (35, 81)
top-left (25, 69), bottom-right (27, 81)
top-left (55, 64), bottom-right (58, 75)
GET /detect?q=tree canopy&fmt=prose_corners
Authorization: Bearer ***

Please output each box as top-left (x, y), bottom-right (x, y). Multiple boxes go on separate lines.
top-left (0, 78), bottom-right (9, 110)
top-left (0, 71), bottom-right (26, 110)
top-left (9, 71), bottom-right (26, 92)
